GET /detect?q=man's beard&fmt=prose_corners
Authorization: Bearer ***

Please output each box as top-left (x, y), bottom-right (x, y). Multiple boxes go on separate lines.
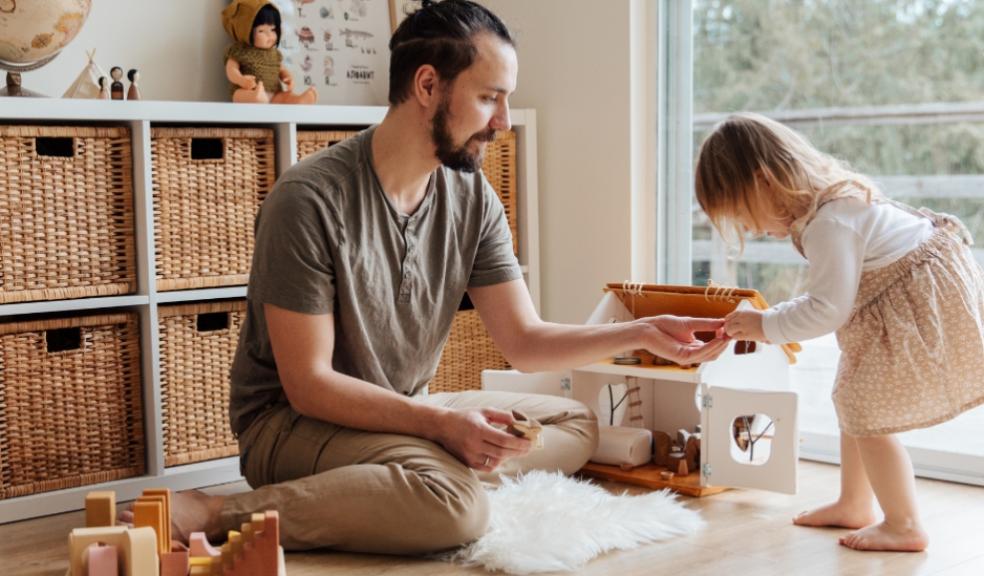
top-left (431, 96), bottom-right (497, 172)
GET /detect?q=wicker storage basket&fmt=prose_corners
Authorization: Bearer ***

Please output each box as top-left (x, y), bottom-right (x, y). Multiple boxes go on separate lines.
top-left (297, 128), bottom-right (519, 253)
top-left (481, 130), bottom-right (518, 254)
top-left (296, 129), bottom-right (360, 160)
top-left (151, 127), bottom-right (276, 291)
top-left (0, 312), bottom-right (144, 499)
top-left (159, 300), bottom-right (244, 466)
top-left (429, 309), bottom-right (509, 393)
top-left (0, 125), bottom-right (136, 304)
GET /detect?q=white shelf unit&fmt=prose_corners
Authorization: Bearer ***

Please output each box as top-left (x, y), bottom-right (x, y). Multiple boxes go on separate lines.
top-left (0, 98), bottom-right (540, 523)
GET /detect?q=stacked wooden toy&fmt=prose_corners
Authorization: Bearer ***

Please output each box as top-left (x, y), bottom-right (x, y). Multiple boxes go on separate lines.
top-left (67, 490), bottom-right (284, 576)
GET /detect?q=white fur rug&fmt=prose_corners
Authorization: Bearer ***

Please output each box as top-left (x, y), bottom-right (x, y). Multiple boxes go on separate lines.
top-left (448, 470), bottom-right (704, 574)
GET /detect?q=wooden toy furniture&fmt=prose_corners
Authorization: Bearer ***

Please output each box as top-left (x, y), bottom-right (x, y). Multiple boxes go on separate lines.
top-left (483, 283), bottom-right (802, 496)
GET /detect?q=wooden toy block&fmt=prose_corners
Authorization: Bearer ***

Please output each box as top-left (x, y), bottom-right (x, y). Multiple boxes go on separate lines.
top-left (133, 499), bottom-right (167, 556)
top-left (137, 490), bottom-right (171, 554)
top-left (668, 451), bottom-right (688, 477)
top-left (85, 542), bottom-right (119, 576)
top-left (229, 530), bottom-right (243, 560)
top-left (684, 434), bottom-right (701, 472)
top-left (136, 494), bottom-right (169, 553)
top-left (141, 489), bottom-right (173, 546)
top-left (223, 512), bottom-right (280, 576)
top-left (652, 431), bottom-right (672, 466)
top-left (190, 555), bottom-right (224, 576)
top-left (221, 541), bottom-right (235, 574)
top-left (184, 511), bottom-right (282, 576)
top-left (69, 525), bottom-right (158, 576)
top-left (161, 550), bottom-right (190, 576)
top-left (241, 522), bottom-right (254, 545)
top-left (507, 410), bottom-right (544, 448)
top-left (189, 557), bottom-right (220, 576)
top-left (190, 532), bottom-right (222, 558)
top-left (86, 491), bottom-right (116, 528)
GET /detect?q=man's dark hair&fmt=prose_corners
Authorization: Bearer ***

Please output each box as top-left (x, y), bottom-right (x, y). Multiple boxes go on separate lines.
top-left (388, 0), bottom-right (514, 105)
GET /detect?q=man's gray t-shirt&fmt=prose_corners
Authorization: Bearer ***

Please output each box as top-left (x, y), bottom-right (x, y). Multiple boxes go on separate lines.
top-left (229, 126), bottom-right (522, 435)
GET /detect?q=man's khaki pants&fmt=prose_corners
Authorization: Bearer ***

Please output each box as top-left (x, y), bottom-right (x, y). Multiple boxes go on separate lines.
top-left (221, 390), bottom-right (599, 554)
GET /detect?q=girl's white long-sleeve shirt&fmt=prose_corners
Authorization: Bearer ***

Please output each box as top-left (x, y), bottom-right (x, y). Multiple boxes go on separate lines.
top-left (761, 197), bottom-right (933, 344)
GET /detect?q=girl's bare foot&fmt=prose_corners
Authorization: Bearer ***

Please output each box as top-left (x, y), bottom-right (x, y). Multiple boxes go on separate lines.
top-left (118, 490), bottom-right (225, 544)
top-left (839, 521), bottom-right (928, 552)
top-left (793, 500), bottom-right (876, 529)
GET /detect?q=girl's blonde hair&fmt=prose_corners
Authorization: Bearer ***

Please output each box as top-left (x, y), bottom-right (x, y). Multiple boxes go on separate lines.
top-left (694, 112), bottom-right (880, 244)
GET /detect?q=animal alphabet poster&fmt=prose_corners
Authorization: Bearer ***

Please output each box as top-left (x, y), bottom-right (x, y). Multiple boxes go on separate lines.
top-left (276, 0), bottom-right (391, 105)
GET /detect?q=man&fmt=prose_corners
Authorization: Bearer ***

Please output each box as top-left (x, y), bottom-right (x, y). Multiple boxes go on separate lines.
top-left (159, 0), bottom-right (728, 554)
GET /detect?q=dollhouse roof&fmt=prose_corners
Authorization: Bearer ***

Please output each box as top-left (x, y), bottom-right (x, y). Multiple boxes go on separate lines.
top-left (604, 283), bottom-right (802, 364)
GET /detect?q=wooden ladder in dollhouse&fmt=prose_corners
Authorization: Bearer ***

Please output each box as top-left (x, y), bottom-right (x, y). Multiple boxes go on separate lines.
top-left (625, 377), bottom-right (644, 428)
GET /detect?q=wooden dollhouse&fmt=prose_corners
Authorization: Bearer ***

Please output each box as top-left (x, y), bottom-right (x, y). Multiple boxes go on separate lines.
top-left (483, 283), bottom-right (802, 496)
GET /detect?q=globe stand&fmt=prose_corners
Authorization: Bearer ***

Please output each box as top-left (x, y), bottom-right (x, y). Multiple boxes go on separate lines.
top-left (0, 51), bottom-right (63, 98)
top-left (1, 72), bottom-right (45, 97)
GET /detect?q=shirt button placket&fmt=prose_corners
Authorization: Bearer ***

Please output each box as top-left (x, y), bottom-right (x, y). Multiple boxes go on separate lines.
top-left (400, 217), bottom-right (415, 303)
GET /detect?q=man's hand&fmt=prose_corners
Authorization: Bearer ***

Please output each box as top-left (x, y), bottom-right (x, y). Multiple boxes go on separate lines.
top-left (724, 309), bottom-right (767, 341)
top-left (435, 408), bottom-right (532, 472)
top-left (636, 315), bottom-right (730, 365)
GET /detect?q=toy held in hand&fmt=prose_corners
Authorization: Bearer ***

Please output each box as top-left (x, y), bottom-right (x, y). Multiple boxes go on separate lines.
top-left (221, 0), bottom-right (318, 104)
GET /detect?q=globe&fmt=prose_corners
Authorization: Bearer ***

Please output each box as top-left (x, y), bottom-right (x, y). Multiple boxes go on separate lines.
top-left (0, 0), bottom-right (92, 96)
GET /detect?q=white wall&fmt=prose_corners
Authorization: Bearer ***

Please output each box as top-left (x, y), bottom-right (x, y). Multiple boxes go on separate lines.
top-left (484, 0), bottom-right (656, 323)
top-left (18, 0), bottom-right (656, 324)
top-left (16, 0), bottom-right (228, 101)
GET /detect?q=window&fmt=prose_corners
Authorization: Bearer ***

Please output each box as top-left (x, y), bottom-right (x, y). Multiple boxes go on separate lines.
top-left (674, 0), bottom-right (984, 482)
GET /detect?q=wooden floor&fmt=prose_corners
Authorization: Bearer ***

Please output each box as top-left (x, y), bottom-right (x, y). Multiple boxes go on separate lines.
top-left (4, 461), bottom-right (983, 576)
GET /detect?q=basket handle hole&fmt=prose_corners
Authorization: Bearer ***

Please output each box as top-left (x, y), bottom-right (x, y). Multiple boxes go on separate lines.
top-left (197, 312), bottom-right (230, 332)
top-left (35, 137), bottom-right (75, 158)
top-left (46, 327), bottom-right (82, 353)
top-left (190, 138), bottom-right (225, 160)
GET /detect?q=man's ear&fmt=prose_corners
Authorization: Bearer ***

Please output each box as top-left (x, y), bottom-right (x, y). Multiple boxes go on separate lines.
top-left (413, 65), bottom-right (440, 106)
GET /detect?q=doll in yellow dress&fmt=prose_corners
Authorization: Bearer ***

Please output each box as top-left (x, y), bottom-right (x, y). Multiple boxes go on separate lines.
top-left (221, 0), bottom-right (318, 104)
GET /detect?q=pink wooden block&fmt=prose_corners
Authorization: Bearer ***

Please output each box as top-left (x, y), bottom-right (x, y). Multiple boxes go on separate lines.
top-left (86, 543), bottom-right (119, 576)
top-left (189, 531), bottom-right (221, 558)
top-left (161, 550), bottom-right (190, 576)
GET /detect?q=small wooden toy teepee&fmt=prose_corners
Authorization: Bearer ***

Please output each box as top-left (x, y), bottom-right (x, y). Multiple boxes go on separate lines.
top-left (63, 49), bottom-right (107, 99)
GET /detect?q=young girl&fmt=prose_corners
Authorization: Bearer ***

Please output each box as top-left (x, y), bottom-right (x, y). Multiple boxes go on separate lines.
top-left (221, 0), bottom-right (318, 104)
top-left (696, 113), bottom-right (984, 552)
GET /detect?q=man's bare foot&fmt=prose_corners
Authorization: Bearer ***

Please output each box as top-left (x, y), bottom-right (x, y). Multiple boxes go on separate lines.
top-left (118, 490), bottom-right (225, 544)
top-left (839, 521), bottom-right (928, 552)
top-left (792, 501), bottom-right (876, 529)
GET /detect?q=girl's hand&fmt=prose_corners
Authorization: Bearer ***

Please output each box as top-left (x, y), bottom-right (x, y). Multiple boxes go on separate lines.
top-left (240, 74), bottom-right (257, 90)
top-left (724, 310), bottom-right (767, 341)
